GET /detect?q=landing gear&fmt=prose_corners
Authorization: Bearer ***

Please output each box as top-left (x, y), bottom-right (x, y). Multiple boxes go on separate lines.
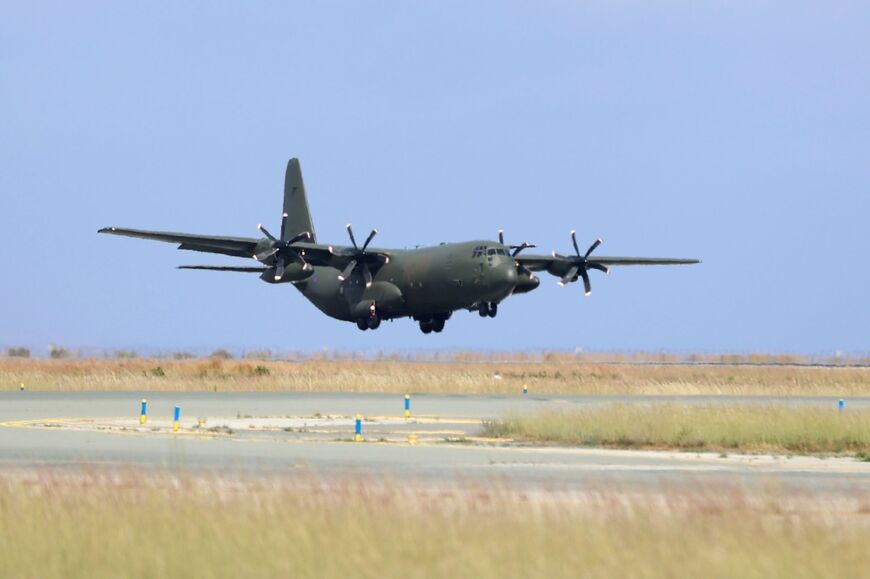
top-left (431, 316), bottom-right (445, 333)
top-left (357, 316), bottom-right (381, 331)
top-left (477, 302), bottom-right (498, 318)
top-left (418, 314), bottom-right (447, 334)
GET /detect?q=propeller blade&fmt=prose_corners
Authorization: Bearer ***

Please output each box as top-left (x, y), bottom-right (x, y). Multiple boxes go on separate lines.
top-left (258, 224), bottom-right (278, 242)
top-left (361, 228), bottom-right (378, 252)
top-left (337, 259), bottom-right (357, 281)
top-left (287, 231), bottom-right (311, 245)
top-left (588, 263), bottom-right (609, 274)
top-left (580, 269), bottom-right (592, 296)
top-left (571, 230), bottom-right (580, 256)
top-left (558, 265), bottom-right (579, 286)
top-left (362, 263), bottom-right (373, 288)
top-left (273, 257), bottom-right (285, 281)
top-left (585, 238), bottom-right (602, 259)
top-left (287, 249), bottom-right (309, 270)
top-left (498, 229), bottom-right (505, 245)
top-left (346, 224), bottom-right (358, 250)
top-left (511, 242), bottom-right (536, 257)
top-left (254, 247), bottom-right (279, 261)
top-left (279, 212), bottom-right (289, 241)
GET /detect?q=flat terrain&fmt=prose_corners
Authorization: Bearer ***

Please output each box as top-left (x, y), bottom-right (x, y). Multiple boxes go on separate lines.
top-left (1, 392), bottom-right (867, 495)
top-left (3, 358), bottom-right (870, 395)
top-left (1, 471), bottom-right (866, 579)
top-left (1, 370), bottom-right (868, 577)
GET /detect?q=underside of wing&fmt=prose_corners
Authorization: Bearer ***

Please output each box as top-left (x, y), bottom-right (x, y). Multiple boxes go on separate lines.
top-left (177, 265), bottom-right (267, 272)
top-left (516, 253), bottom-right (700, 270)
top-left (587, 257), bottom-right (702, 266)
top-left (98, 227), bottom-right (259, 258)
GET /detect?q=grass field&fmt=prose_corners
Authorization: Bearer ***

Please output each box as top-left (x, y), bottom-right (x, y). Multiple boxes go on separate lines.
top-left (0, 471), bottom-right (866, 579)
top-left (483, 404), bottom-right (870, 456)
top-left (2, 358), bottom-right (869, 395)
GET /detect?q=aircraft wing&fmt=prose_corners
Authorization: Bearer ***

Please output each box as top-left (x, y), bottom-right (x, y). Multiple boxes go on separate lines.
top-left (98, 227), bottom-right (260, 258)
top-left (516, 253), bottom-right (701, 271)
top-left (292, 242), bottom-right (392, 270)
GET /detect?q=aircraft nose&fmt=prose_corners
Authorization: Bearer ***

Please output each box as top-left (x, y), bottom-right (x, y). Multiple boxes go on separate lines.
top-left (494, 261), bottom-right (517, 287)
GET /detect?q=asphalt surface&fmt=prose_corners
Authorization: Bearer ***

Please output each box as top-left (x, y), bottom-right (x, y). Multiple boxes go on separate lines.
top-left (0, 392), bottom-right (867, 494)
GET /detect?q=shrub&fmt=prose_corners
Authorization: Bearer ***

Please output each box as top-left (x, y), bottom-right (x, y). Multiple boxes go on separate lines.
top-left (48, 345), bottom-right (70, 359)
top-left (211, 349), bottom-right (234, 360)
top-left (6, 347), bottom-right (30, 358)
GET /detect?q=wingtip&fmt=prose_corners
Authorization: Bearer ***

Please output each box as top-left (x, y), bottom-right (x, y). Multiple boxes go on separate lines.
top-left (97, 227), bottom-right (116, 234)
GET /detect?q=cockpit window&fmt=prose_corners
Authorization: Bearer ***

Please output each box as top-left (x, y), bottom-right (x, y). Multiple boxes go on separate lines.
top-left (487, 249), bottom-right (496, 256)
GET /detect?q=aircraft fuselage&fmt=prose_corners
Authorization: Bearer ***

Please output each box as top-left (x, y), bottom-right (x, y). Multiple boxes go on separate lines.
top-left (293, 240), bottom-right (536, 323)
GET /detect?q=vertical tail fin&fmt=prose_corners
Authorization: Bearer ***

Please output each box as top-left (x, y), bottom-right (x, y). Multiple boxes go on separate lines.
top-left (281, 158), bottom-right (316, 243)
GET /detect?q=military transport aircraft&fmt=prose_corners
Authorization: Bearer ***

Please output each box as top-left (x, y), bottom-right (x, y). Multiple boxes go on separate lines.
top-left (99, 159), bottom-right (700, 334)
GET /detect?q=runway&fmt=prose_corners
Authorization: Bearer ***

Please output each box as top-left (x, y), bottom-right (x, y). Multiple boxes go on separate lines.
top-left (0, 392), bottom-right (867, 494)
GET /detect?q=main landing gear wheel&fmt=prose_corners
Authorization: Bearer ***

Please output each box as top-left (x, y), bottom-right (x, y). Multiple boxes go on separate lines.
top-left (419, 320), bottom-right (433, 334)
top-left (356, 319), bottom-right (368, 331)
top-left (432, 317), bottom-right (445, 333)
top-left (367, 316), bottom-right (381, 330)
top-left (478, 302), bottom-right (498, 318)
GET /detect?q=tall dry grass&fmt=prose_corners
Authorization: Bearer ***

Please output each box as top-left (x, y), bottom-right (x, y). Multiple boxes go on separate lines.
top-left (1, 358), bottom-right (868, 395)
top-left (0, 470), bottom-right (866, 579)
top-left (484, 404), bottom-right (870, 455)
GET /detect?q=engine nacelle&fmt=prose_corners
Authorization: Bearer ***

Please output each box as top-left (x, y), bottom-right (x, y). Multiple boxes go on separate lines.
top-left (512, 273), bottom-right (540, 295)
top-left (260, 262), bottom-right (314, 284)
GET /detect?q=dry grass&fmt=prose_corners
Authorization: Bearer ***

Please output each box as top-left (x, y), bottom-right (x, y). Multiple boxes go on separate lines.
top-left (0, 470), bottom-right (866, 579)
top-left (483, 404), bottom-right (870, 455)
top-left (1, 358), bottom-right (868, 395)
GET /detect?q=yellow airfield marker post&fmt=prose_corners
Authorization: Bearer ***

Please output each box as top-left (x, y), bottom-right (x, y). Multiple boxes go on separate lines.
top-left (404, 394), bottom-right (411, 418)
top-left (139, 399), bottom-right (148, 425)
top-left (354, 414), bottom-right (363, 442)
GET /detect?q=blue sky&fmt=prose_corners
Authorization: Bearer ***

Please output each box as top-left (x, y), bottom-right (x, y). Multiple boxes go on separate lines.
top-left (1, 1), bottom-right (868, 354)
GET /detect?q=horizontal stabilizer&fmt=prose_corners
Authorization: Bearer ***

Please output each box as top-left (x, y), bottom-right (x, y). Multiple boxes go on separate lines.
top-left (177, 265), bottom-right (267, 273)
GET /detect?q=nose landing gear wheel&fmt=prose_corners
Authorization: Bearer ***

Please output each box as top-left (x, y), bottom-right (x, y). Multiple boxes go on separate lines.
top-left (356, 319), bottom-right (368, 331)
top-left (478, 302), bottom-right (489, 317)
top-left (367, 316), bottom-right (381, 330)
top-left (488, 302), bottom-right (498, 318)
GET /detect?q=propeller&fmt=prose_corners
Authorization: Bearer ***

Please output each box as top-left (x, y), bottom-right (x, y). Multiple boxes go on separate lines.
top-left (255, 212), bottom-right (312, 281)
top-left (553, 230), bottom-right (609, 296)
top-left (497, 229), bottom-right (536, 257)
top-left (336, 224), bottom-right (381, 288)
top-left (498, 229), bottom-right (537, 275)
